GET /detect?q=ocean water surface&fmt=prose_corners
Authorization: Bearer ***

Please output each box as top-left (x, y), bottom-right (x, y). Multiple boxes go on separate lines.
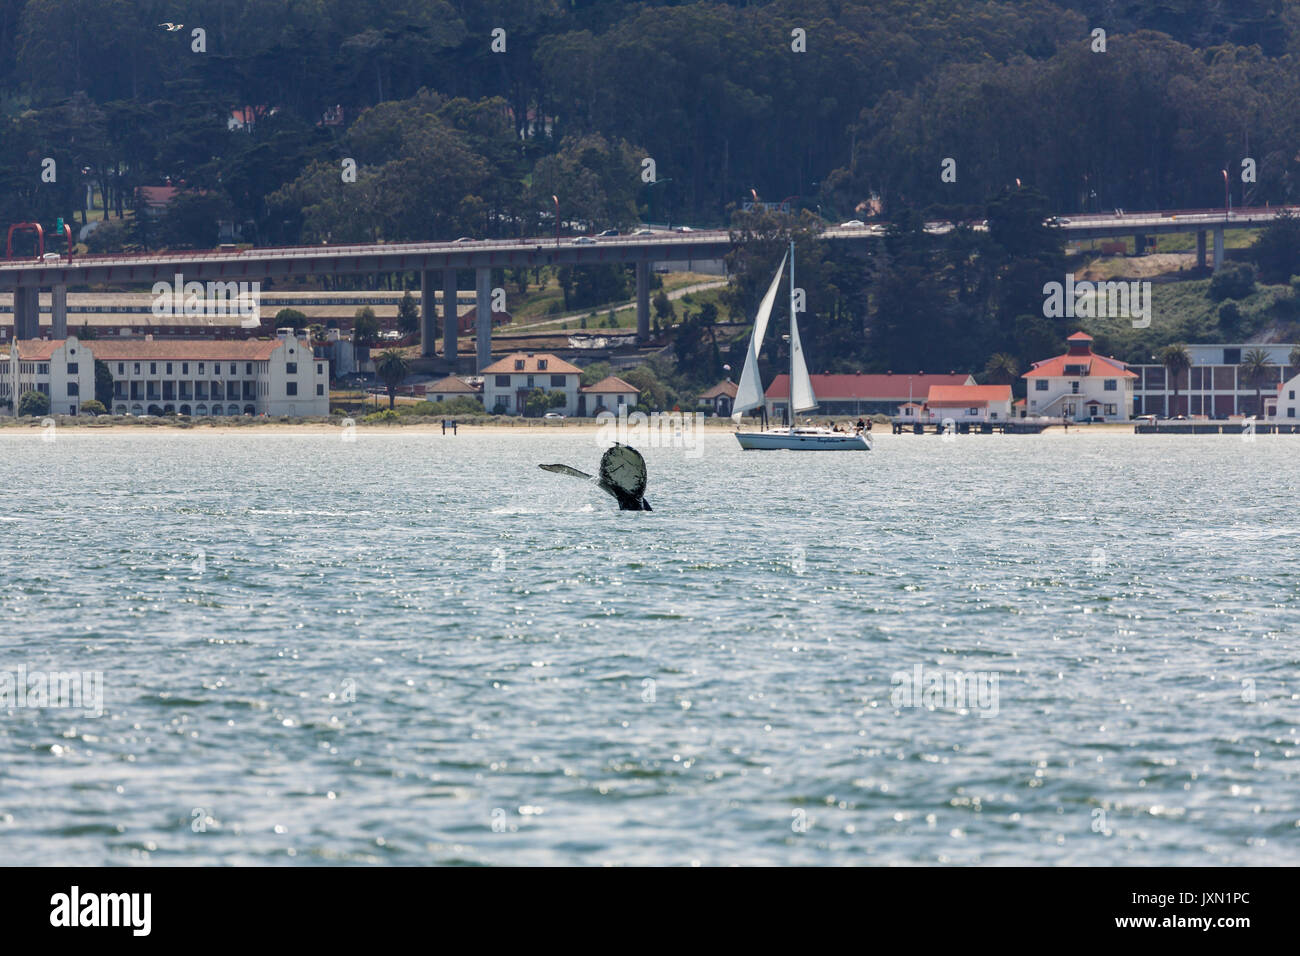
top-left (0, 427), bottom-right (1297, 865)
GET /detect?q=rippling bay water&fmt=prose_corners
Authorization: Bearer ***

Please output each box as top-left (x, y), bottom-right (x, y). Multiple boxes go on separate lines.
top-left (0, 427), bottom-right (1297, 865)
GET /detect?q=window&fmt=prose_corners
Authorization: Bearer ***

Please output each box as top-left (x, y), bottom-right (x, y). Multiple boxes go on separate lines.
top-left (286, 363), bottom-right (297, 374)
top-left (230, 364), bottom-right (236, 375)
top-left (514, 359), bottom-right (525, 370)
top-left (246, 363), bottom-right (253, 375)
top-left (1223, 348), bottom-right (1241, 364)
top-left (150, 363), bottom-right (156, 374)
top-left (67, 383), bottom-right (79, 396)
top-left (1035, 380), bottom-right (1048, 391)
top-left (38, 363), bottom-right (49, 375)
top-left (67, 362), bottom-right (78, 374)
top-left (550, 375), bottom-right (565, 387)
top-left (286, 382), bottom-right (297, 396)
top-left (198, 363), bottom-right (205, 375)
top-left (317, 363), bottom-right (323, 374)
top-left (1290, 390), bottom-right (1296, 400)
top-left (1290, 408), bottom-right (1296, 418)
top-left (495, 375), bottom-right (510, 387)
top-left (166, 363), bottom-right (172, 375)
top-left (1071, 382), bottom-right (1080, 393)
top-left (118, 363), bottom-right (124, 375)
top-left (1104, 404), bottom-right (1117, 415)
top-left (317, 384), bottom-right (324, 396)
top-left (1104, 379), bottom-right (1117, 391)
top-left (183, 363), bottom-right (189, 375)
top-left (967, 407), bottom-right (979, 416)
top-left (526, 375), bottom-right (534, 388)
top-left (538, 359), bottom-right (548, 371)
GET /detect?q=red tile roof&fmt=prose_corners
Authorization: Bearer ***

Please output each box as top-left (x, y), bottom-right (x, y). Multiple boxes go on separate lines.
top-left (581, 375), bottom-right (639, 394)
top-left (765, 372), bottom-right (973, 399)
top-left (926, 384), bottom-right (1013, 406)
top-left (11, 339), bottom-right (68, 361)
top-left (88, 339), bottom-right (285, 361)
top-left (1067, 331), bottom-right (1094, 341)
top-left (480, 352), bottom-right (582, 375)
top-left (1023, 353), bottom-right (1136, 379)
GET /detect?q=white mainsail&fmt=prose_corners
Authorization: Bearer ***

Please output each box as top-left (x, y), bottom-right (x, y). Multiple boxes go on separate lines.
top-left (731, 251), bottom-right (788, 420)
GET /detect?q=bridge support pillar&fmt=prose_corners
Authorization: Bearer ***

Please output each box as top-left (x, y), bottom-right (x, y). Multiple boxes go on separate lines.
top-left (475, 267), bottom-right (491, 373)
top-left (419, 270), bottom-right (437, 358)
top-left (442, 269), bottom-right (458, 370)
top-left (635, 260), bottom-right (650, 343)
top-left (1213, 227), bottom-right (1225, 270)
top-left (1196, 230), bottom-right (1207, 269)
top-left (13, 286), bottom-right (39, 339)
top-left (52, 284), bottom-right (67, 338)
top-left (1133, 233), bottom-right (1146, 255)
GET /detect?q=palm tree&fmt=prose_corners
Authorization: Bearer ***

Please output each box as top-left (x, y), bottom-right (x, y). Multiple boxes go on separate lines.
top-left (1240, 347), bottom-right (1274, 418)
top-left (983, 353), bottom-right (1019, 385)
top-left (375, 349), bottom-right (411, 409)
top-left (1159, 343), bottom-right (1191, 417)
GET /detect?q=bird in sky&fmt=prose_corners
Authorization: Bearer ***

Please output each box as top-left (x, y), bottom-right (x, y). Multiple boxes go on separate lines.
top-left (158, 22), bottom-right (184, 32)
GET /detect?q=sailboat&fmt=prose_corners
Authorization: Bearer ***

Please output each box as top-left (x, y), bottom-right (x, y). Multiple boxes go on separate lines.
top-left (732, 241), bottom-right (870, 451)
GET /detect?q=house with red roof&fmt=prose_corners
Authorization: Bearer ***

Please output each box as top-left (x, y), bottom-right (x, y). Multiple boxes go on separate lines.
top-left (481, 352), bottom-right (582, 415)
top-left (580, 375), bottom-right (639, 416)
top-left (923, 384), bottom-right (1013, 424)
top-left (1, 336), bottom-right (95, 415)
top-left (763, 371), bottom-right (974, 419)
top-left (1022, 332), bottom-right (1136, 422)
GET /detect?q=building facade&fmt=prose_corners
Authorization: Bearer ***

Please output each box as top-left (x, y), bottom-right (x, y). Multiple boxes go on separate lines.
top-left (1, 336), bottom-right (96, 415)
top-left (763, 372), bottom-right (975, 419)
top-left (481, 352), bottom-right (582, 415)
top-left (1128, 343), bottom-right (1297, 418)
top-left (923, 384), bottom-right (1014, 423)
top-left (92, 329), bottom-right (328, 416)
top-left (580, 375), bottom-right (639, 416)
top-left (1023, 332), bottom-right (1136, 421)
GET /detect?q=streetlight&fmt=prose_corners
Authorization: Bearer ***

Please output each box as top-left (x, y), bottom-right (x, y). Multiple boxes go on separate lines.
top-left (553, 195), bottom-right (560, 247)
top-left (1221, 169), bottom-right (1229, 216)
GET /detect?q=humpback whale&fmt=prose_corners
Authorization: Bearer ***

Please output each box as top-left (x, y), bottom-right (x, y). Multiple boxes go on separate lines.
top-left (540, 444), bottom-right (653, 511)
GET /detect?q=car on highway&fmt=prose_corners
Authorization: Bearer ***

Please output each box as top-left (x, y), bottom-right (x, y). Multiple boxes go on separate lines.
top-left (597, 229), bottom-right (620, 237)
top-left (571, 236), bottom-right (597, 245)
top-left (453, 236), bottom-right (475, 242)
top-left (840, 220), bottom-right (866, 227)
top-left (674, 225), bottom-right (695, 232)
top-left (543, 411), bottom-right (566, 419)
top-left (41, 252), bottom-right (61, 261)
top-left (632, 228), bottom-right (654, 236)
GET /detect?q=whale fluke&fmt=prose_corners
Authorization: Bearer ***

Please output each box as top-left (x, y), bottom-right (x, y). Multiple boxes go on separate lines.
top-left (539, 444), bottom-right (652, 511)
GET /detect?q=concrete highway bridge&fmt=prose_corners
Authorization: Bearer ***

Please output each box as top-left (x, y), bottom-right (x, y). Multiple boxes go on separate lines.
top-left (2, 206), bottom-right (1291, 372)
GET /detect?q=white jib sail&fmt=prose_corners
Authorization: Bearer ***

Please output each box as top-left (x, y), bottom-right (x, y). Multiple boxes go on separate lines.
top-left (788, 309), bottom-right (817, 413)
top-left (732, 252), bottom-right (788, 420)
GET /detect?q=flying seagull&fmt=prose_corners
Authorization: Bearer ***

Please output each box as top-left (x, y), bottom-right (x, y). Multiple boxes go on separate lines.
top-left (159, 22), bottom-right (184, 31)
top-left (540, 444), bottom-right (652, 511)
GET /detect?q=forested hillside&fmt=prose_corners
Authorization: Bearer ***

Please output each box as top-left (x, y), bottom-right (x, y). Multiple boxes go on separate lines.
top-left (4, 0), bottom-right (1300, 387)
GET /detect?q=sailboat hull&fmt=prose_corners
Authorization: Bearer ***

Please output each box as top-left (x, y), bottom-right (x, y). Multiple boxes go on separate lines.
top-left (734, 429), bottom-right (870, 451)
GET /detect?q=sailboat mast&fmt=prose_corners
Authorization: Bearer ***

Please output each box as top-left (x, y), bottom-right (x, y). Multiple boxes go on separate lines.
top-left (788, 239), bottom-right (795, 427)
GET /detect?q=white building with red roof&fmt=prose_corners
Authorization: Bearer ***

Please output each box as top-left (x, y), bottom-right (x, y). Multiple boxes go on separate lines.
top-left (1, 336), bottom-right (95, 415)
top-left (697, 380), bottom-right (738, 417)
top-left (1022, 331), bottom-right (1136, 422)
top-left (481, 352), bottom-right (582, 415)
top-left (580, 375), bottom-right (639, 416)
top-left (91, 328), bottom-right (327, 417)
top-left (763, 371), bottom-right (974, 419)
top-left (923, 385), bottom-right (1013, 423)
